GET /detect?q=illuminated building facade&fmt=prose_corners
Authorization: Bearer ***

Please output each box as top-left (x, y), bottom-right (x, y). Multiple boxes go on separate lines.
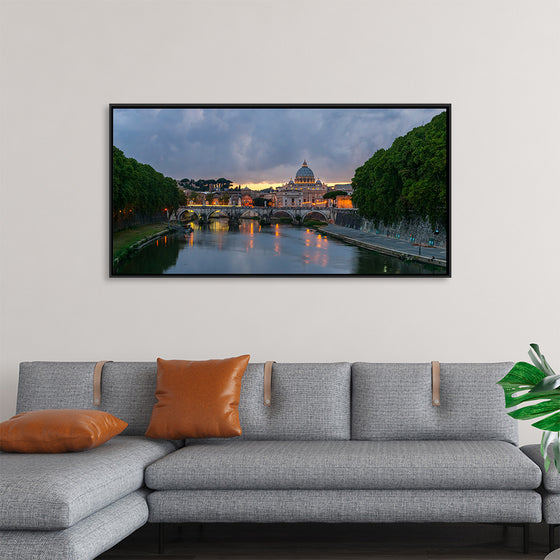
top-left (275, 160), bottom-right (333, 207)
top-left (336, 195), bottom-right (353, 208)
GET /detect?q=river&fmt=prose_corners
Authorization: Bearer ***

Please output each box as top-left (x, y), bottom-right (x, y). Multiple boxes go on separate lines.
top-left (115, 220), bottom-right (443, 275)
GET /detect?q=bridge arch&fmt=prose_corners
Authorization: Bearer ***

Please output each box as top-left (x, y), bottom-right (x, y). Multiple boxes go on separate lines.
top-left (271, 209), bottom-right (295, 220)
top-left (177, 208), bottom-right (200, 221)
top-left (302, 210), bottom-right (329, 222)
top-left (206, 208), bottom-right (230, 219)
top-left (238, 209), bottom-right (260, 219)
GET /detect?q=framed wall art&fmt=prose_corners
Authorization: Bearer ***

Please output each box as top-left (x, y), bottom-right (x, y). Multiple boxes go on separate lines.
top-left (111, 104), bottom-right (450, 277)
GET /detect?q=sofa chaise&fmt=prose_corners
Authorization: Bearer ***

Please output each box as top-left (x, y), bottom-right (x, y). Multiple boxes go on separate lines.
top-left (0, 360), bottom-right (544, 559)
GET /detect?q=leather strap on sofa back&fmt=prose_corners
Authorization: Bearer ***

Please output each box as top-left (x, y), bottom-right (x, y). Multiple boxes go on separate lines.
top-left (431, 361), bottom-right (440, 406)
top-left (264, 361), bottom-right (275, 406)
top-left (93, 361), bottom-right (113, 405)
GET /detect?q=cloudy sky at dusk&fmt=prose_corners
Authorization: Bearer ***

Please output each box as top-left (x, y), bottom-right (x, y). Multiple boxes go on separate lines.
top-left (113, 107), bottom-right (445, 188)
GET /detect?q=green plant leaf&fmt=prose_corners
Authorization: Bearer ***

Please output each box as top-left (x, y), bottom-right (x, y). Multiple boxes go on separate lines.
top-left (529, 346), bottom-right (547, 374)
top-left (497, 361), bottom-right (546, 388)
top-left (508, 401), bottom-right (560, 420)
top-left (530, 343), bottom-right (543, 358)
top-left (501, 386), bottom-right (560, 408)
top-left (530, 343), bottom-right (556, 376)
top-left (542, 432), bottom-right (560, 472)
top-left (553, 439), bottom-right (560, 472)
top-left (497, 346), bottom-right (560, 473)
top-left (530, 374), bottom-right (560, 393)
top-left (533, 411), bottom-right (560, 432)
top-left (542, 431), bottom-right (557, 456)
top-left (543, 355), bottom-right (557, 377)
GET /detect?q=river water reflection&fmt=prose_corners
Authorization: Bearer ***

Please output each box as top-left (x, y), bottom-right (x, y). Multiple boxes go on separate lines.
top-left (116, 220), bottom-right (443, 275)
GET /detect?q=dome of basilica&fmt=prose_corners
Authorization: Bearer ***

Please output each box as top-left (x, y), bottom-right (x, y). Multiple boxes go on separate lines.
top-left (295, 160), bottom-right (315, 183)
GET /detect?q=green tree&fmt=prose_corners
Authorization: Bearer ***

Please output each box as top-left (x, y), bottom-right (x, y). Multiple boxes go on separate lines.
top-left (351, 112), bottom-right (447, 232)
top-left (323, 190), bottom-right (348, 200)
top-left (216, 178), bottom-right (233, 189)
top-left (112, 146), bottom-right (186, 224)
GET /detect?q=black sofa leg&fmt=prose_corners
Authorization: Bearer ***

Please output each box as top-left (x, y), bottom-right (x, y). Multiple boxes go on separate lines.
top-left (550, 524), bottom-right (558, 553)
top-left (158, 523), bottom-right (165, 555)
top-left (523, 523), bottom-right (529, 554)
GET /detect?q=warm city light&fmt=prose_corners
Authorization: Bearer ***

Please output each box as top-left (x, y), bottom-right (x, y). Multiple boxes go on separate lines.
top-left (336, 196), bottom-right (353, 209)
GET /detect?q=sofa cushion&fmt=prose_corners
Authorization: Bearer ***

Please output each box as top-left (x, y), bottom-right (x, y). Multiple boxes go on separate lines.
top-left (235, 362), bottom-right (351, 440)
top-left (145, 440), bottom-right (541, 491)
top-left (17, 362), bottom-right (96, 413)
top-left (0, 490), bottom-right (149, 560)
top-left (543, 493), bottom-right (560, 524)
top-left (0, 409), bottom-right (127, 453)
top-left (522, 444), bottom-right (560, 493)
top-left (0, 436), bottom-right (177, 530)
top-left (352, 363), bottom-right (518, 444)
top-left (145, 356), bottom-right (250, 439)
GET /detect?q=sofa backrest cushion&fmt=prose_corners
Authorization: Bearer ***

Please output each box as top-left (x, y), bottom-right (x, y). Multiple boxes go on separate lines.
top-left (17, 362), bottom-right (96, 412)
top-left (351, 362), bottom-right (517, 445)
top-left (17, 361), bottom-right (352, 440)
top-left (17, 362), bottom-right (158, 436)
top-left (236, 362), bottom-right (351, 440)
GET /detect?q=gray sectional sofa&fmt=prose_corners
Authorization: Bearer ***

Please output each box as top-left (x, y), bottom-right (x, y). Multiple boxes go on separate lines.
top-left (0, 361), bottom-right (546, 559)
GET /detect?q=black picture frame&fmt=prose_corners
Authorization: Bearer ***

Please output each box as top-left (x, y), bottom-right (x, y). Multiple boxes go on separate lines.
top-left (110, 104), bottom-right (450, 277)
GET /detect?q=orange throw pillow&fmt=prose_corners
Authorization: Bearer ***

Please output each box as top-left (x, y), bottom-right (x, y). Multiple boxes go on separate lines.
top-left (145, 355), bottom-right (250, 439)
top-left (0, 409), bottom-right (128, 453)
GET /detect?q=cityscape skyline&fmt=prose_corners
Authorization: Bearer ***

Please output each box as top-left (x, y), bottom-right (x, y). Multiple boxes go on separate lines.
top-left (112, 107), bottom-right (445, 187)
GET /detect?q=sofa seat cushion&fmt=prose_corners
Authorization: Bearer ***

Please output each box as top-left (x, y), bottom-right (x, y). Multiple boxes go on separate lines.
top-left (0, 490), bottom-right (149, 560)
top-left (0, 436), bottom-right (177, 530)
top-left (145, 440), bottom-right (541, 491)
top-left (522, 444), bottom-right (560, 493)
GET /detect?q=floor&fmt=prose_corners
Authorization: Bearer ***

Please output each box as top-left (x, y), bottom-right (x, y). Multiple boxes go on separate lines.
top-left (99, 522), bottom-right (553, 559)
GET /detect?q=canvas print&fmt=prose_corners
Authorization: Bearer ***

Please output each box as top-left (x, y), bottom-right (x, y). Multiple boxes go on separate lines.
top-left (111, 104), bottom-right (450, 276)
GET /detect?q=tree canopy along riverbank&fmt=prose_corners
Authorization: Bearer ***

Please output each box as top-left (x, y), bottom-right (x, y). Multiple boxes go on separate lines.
top-left (112, 147), bottom-right (185, 226)
top-left (351, 112), bottom-right (448, 231)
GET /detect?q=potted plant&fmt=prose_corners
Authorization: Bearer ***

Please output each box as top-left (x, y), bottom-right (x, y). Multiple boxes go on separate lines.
top-left (498, 344), bottom-right (560, 471)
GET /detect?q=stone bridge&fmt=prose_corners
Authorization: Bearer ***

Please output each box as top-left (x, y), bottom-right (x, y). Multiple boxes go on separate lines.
top-left (174, 205), bottom-right (337, 225)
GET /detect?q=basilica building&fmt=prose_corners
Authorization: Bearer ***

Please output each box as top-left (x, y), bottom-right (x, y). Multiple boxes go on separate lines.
top-left (274, 160), bottom-right (333, 207)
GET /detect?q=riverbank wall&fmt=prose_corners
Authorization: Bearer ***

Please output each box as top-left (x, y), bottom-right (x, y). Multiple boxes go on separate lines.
top-left (319, 225), bottom-right (446, 268)
top-left (334, 210), bottom-right (446, 248)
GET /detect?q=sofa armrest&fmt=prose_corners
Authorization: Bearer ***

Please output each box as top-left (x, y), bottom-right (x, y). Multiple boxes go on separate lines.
top-left (522, 444), bottom-right (560, 493)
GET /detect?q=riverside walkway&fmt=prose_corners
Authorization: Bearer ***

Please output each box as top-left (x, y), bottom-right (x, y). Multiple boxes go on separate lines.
top-left (319, 224), bottom-right (447, 267)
